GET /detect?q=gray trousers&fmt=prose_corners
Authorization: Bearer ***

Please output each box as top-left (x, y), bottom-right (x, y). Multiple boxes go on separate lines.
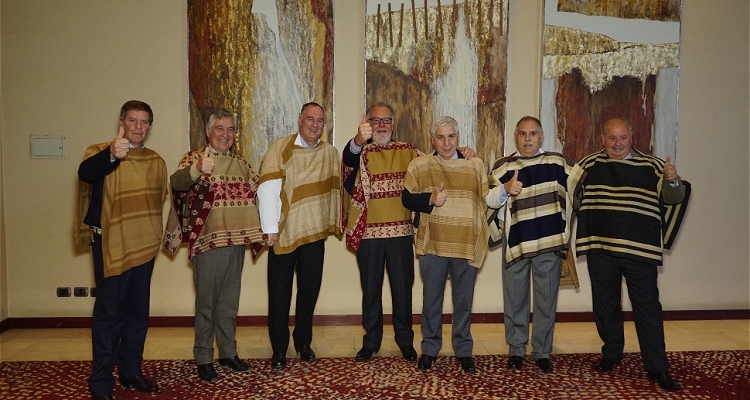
top-left (419, 254), bottom-right (478, 358)
top-left (192, 245), bottom-right (245, 365)
top-left (502, 252), bottom-right (562, 359)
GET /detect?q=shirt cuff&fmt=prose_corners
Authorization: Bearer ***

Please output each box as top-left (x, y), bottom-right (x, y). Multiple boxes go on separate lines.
top-left (349, 139), bottom-right (363, 154)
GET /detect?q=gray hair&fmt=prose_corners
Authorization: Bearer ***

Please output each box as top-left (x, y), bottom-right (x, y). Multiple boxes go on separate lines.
top-left (514, 116), bottom-right (543, 134)
top-left (206, 108), bottom-right (236, 133)
top-left (430, 116), bottom-right (459, 136)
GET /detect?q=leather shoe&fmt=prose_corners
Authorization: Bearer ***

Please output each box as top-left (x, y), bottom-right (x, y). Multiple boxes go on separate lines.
top-left (458, 356), bottom-right (476, 372)
top-left (536, 358), bottom-right (553, 373)
top-left (197, 363), bottom-right (218, 383)
top-left (294, 344), bottom-right (316, 362)
top-left (91, 396), bottom-right (114, 400)
top-left (400, 345), bottom-right (418, 361)
top-left (219, 356), bottom-right (251, 372)
top-left (648, 371), bottom-right (681, 392)
top-left (120, 375), bottom-right (159, 393)
top-left (356, 347), bottom-right (378, 362)
top-left (507, 355), bottom-right (523, 370)
top-left (595, 357), bottom-right (620, 372)
top-left (417, 354), bottom-right (436, 371)
top-left (271, 352), bottom-right (287, 370)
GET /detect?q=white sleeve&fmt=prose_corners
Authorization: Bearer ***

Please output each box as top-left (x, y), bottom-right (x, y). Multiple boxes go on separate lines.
top-left (257, 178), bottom-right (282, 234)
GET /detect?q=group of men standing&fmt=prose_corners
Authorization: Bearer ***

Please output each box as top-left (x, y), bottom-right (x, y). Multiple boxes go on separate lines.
top-left (77, 100), bottom-right (687, 400)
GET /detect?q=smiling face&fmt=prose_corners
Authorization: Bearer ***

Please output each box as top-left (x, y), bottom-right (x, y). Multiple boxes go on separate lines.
top-left (206, 116), bottom-right (236, 153)
top-left (298, 103), bottom-right (325, 147)
top-left (368, 105), bottom-right (394, 145)
top-left (514, 119), bottom-right (543, 157)
top-left (119, 110), bottom-right (152, 147)
top-left (432, 125), bottom-right (459, 160)
top-left (602, 119), bottom-right (633, 160)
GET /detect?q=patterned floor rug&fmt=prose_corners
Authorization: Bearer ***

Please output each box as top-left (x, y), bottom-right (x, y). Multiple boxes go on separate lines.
top-left (2, 351), bottom-right (749, 399)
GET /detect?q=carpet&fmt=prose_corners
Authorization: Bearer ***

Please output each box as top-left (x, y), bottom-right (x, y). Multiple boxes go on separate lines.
top-left (2, 351), bottom-right (749, 399)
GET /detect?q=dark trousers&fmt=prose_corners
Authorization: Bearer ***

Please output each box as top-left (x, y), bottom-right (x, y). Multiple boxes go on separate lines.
top-left (587, 252), bottom-right (669, 372)
top-left (89, 234), bottom-right (154, 397)
top-left (267, 239), bottom-right (324, 354)
top-left (356, 236), bottom-right (415, 350)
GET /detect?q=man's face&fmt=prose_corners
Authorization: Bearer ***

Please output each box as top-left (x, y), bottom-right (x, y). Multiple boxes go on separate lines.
top-left (602, 119), bottom-right (632, 160)
top-left (119, 110), bottom-right (152, 147)
top-left (206, 117), bottom-right (236, 153)
top-left (431, 125), bottom-right (459, 160)
top-left (368, 106), bottom-right (394, 145)
top-left (515, 120), bottom-right (543, 157)
top-left (298, 105), bottom-right (325, 146)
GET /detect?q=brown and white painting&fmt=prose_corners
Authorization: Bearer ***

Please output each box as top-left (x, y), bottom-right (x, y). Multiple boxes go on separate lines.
top-left (366, 0), bottom-right (508, 166)
top-left (541, 0), bottom-right (681, 163)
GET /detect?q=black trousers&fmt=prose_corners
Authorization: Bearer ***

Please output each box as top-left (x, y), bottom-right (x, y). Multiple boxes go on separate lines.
top-left (587, 252), bottom-right (669, 372)
top-left (267, 239), bottom-right (325, 354)
top-left (357, 236), bottom-right (415, 350)
top-left (88, 234), bottom-right (154, 397)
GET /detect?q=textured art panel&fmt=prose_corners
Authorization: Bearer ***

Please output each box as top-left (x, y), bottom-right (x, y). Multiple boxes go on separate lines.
top-left (365, 0), bottom-right (508, 167)
top-left (188, 0), bottom-right (334, 169)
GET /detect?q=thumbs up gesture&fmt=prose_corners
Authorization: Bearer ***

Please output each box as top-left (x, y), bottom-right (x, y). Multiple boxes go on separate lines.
top-left (110, 125), bottom-right (130, 159)
top-left (663, 156), bottom-right (678, 183)
top-left (431, 183), bottom-right (448, 207)
top-left (504, 169), bottom-right (523, 196)
top-left (354, 113), bottom-right (372, 146)
top-left (196, 147), bottom-right (214, 175)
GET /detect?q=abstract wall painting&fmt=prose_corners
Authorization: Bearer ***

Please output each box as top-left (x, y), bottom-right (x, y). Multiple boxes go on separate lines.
top-left (188, 0), bottom-right (334, 169)
top-left (365, 0), bottom-right (508, 166)
top-left (541, 0), bottom-right (681, 163)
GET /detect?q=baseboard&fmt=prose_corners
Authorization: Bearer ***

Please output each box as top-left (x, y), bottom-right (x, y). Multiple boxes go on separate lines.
top-left (2, 309), bottom-right (748, 333)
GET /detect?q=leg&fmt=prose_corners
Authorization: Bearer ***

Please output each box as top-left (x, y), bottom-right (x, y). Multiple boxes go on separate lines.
top-left (587, 253), bottom-right (625, 361)
top-left (191, 250), bottom-right (219, 365)
top-left (292, 240), bottom-right (325, 348)
top-left (116, 258), bottom-right (155, 379)
top-left (530, 252), bottom-right (562, 360)
top-left (502, 258), bottom-right (531, 357)
top-left (356, 238), bottom-right (387, 351)
top-left (267, 246), bottom-right (297, 354)
top-left (384, 236), bottom-right (415, 349)
top-left (418, 254), bottom-right (449, 357)
top-left (213, 246), bottom-right (244, 359)
top-left (448, 258), bottom-right (478, 358)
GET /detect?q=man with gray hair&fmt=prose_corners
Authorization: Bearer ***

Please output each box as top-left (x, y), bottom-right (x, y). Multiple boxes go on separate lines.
top-left (401, 116), bottom-right (489, 373)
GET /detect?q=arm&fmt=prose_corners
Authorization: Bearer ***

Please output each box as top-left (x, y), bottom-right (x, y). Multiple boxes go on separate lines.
top-left (662, 178), bottom-right (685, 204)
top-left (170, 164), bottom-right (201, 191)
top-left (78, 147), bottom-right (119, 183)
top-left (342, 138), bottom-right (363, 167)
top-left (401, 189), bottom-right (434, 213)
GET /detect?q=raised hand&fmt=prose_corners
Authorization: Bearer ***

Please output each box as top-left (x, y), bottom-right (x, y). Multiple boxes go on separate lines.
top-left (504, 169), bottom-right (523, 196)
top-left (458, 147), bottom-right (476, 160)
top-left (431, 183), bottom-right (448, 207)
top-left (663, 156), bottom-right (678, 182)
top-left (196, 147), bottom-right (214, 175)
top-left (355, 113), bottom-right (372, 146)
top-left (110, 125), bottom-right (130, 159)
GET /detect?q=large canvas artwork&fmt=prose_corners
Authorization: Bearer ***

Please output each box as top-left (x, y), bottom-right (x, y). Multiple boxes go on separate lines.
top-left (188, 0), bottom-right (334, 169)
top-left (365, 0), bottom-right (508, 166)
top-left (541, 0), bottom-right (681, 163)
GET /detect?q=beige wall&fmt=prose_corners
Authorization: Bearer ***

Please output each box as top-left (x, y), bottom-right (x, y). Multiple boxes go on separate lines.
top-left (0, 0), bottom-right (747, 320)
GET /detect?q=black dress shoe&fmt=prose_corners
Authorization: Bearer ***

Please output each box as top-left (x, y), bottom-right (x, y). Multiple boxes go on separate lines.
top-left (294, 344), bottom-right (316, 362)
top-left (595, 357), bottom-right (620, 372)
top-left (648, 371), bottom-right (681, 392)
top-left (417, 354), bottom-right (436, 371)
top-left (120, 375), bottom-right (159, 393)
top-left (507, 355), bottom-right (523, 370)
top-left (400, 345), bottom-right (418, 361)
top-left (536, 358), bottom-right (553, 373)
top-left (91, 396), bottom-right (115, 400)
top-left (219, 355), bottom-right (251, 372)
top-left (457, 357), bottom-right (476, 372)
top-left (197, 363), bottom-right (218, 383)
top-left (271, 352), bottom-right (287, 370)
top-left (356, 347), bottom-right (378, 362)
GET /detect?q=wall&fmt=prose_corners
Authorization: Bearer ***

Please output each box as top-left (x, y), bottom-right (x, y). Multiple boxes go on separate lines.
top-left (0, 0), bottom-right (747, 321)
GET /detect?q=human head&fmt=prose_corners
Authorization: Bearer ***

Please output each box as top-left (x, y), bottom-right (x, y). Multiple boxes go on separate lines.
top-left (602, 118), bottom-right (633, 160)
top-left (298, 102), bottom-right (325, 147)
top-left (514, 116), bottom-right (543, 157)
top-left (205, 108), bottom-right (237, 153)
top-left (366, 102), bottom-right (395, 145)
top-left (118, 100), bottom-right (153, 147)
top-left (430, 116), bottom-right (460, 160)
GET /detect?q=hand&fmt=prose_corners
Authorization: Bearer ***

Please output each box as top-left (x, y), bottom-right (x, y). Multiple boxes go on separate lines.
top-left (430, 183), bottom-right (447, 207)
top-left (196, 147), bottom-right (214, 175)
top-left (458, 146), bottom-right (476, 160)
top-left (354, 114), bottom-right (372, 146)
top-left (663, 156), bottom-right (678, 183)
top-left (263, 233), bottom-right (279, 247)
top-left (110, 125), bottom-right (130, 159)
top-left (504, 169), bottom-right (523, 196)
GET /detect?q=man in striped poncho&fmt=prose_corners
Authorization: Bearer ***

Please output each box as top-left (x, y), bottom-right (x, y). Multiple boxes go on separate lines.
top-left (576, 118), bottom-right (689, 393)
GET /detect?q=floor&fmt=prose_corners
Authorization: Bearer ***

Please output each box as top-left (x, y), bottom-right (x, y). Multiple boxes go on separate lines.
top-left (1, 320), bottom-right (748, 362)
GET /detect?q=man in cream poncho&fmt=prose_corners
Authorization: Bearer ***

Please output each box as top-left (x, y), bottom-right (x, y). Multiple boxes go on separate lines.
top-left (401, 116), bottom-right (489, 373)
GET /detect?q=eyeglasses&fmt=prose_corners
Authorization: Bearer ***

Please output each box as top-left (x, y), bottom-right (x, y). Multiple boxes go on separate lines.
top-left (368, 117), bottom-right (393, 125)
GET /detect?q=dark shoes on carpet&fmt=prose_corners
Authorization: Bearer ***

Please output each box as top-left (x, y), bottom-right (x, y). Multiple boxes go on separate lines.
top-left (91, 396), bottom-right (115, 400)
top-left (648, 371), bottom-right (681, 392)
top-left (507, 355), bottom-right (523, 370)
top-left (536, 358), bottom-right (553, 373)
top-left (219, 356), bottom-right (251, 372)
top-left (417, 354), bottom-right (436, 371)
top-left (400, 345), bottom-right (418, 361)
top-left (295, 344), bottom-right (316, 362)
top-left (197, 363), bottom-right (218, 383)
top-left (356, 347), bottom-right (378, 362)
top-left (271, 352), bottom-right (287, 370)
top-left (594, 357), bottom-right (620, 372)
top-left (120, 375), bottom-right (159, 392)
top-left (457, 357), bottom-right (476, 372)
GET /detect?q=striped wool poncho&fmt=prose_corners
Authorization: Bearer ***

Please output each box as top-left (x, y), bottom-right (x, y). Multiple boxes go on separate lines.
top-left (575, 149), bottom-right (691, 266)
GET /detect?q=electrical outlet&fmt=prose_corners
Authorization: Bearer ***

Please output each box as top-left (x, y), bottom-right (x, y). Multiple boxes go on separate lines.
top-left (90, 287), bottom-right (97, 297)
top-left (74, 287), bottom-right (88, 297)
top-left (56, 287), bottom-right (71, 297)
